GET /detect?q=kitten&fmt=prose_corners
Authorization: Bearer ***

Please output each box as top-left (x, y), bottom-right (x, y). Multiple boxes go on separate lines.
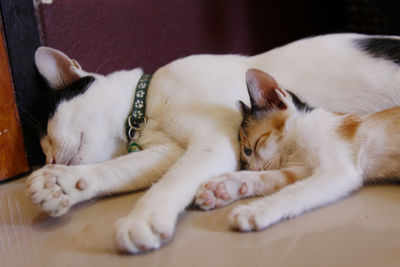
top-left (196, 68), bottom-right (400, 231)
top-left (27, 34), bottom-right (400, 253)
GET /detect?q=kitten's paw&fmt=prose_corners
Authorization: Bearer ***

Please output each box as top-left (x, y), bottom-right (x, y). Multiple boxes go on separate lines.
top-left (27, 165), bottom-right (92, 217)
top-left (195, 173), bottom-right (248, 210)
top-left (114, 211), bottom-right (175, 254)
top-left (229, 205), bottom-right (264, 231)
top-left (229, 203), bottom-right (280, 232)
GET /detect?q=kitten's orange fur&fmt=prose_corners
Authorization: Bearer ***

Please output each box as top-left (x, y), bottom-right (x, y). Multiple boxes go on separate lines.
top-left (337, 114), bottom-right (361, 140)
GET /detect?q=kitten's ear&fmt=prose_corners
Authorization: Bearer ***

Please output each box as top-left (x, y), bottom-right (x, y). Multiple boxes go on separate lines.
top-left (246, 68), bottom-right (287, 110)
top-left (35, 46), bottom-right (84, 89)
top-left (236, 100), bottom-right (250, 117)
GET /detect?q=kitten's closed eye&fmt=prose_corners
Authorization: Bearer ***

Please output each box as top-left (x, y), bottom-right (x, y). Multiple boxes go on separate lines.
top-left (243, 147), bottom-right (252, 156)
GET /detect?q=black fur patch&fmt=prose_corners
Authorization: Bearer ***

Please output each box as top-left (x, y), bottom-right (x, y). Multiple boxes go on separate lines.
top-left (55, 76), bottom-right (95, 100)
top-left (41, 76), bottom-right (95, 134)
top-left (287, 90), bottom-right (314, 112)
top-left (356, 37), bottom-right (400, 65)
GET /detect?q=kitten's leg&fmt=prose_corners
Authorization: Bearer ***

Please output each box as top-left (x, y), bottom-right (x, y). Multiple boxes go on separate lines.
top-left (114, 136), bottom-right (238, 254)
top-left (229, 167), bottom-right (362, 231)
top-left (27, 139), bottom-right (183, 217)
top-left (196, 166), bottom-right (309, 210)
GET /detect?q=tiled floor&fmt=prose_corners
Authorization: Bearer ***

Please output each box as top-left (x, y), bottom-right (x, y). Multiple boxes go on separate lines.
top-left (1, 177), bottom-right (400, 267)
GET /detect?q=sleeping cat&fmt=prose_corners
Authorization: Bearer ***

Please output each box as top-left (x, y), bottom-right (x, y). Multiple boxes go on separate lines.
top-left (27, 33), bottom-right (400, 253)
top-left (196, 68), bottom-right (400, 231)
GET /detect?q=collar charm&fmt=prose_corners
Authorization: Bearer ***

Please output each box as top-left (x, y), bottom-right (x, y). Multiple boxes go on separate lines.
top-left (126, 74), bottom-right (152, 152)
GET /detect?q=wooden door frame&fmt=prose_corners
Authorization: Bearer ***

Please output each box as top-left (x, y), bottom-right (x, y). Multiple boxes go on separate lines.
top-left (0, 18), bottom-right (29, 181)
top-left (0, 0), bottom-right (47, 177)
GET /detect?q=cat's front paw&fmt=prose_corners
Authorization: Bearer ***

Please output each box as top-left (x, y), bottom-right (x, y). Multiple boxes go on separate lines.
top-left (229, 205), bottom-right (264, 231)
top-left (229, 202), bottom-right (281, 232)
top-left (27, 165), bottom-right (93, 217)
top-left (114, 209), bottom-right (175, 254)
top-left (195, 173), bottom-right (249, 210)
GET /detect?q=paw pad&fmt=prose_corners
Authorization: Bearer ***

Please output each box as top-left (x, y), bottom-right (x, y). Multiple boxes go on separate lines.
top-left (75, 178), bottom-right (87, 190)
top-left (196, 175), bottom-right (249, 210)
top-left (26, 165), bottom-right (89, 217)
top-left (239, 183), bottom-right (248, 195)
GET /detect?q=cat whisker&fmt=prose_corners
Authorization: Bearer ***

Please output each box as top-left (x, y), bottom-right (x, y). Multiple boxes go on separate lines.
top-left (17, 105), bottom-right (42, 132)
top-left (94, 59), bottom-right (107, 73)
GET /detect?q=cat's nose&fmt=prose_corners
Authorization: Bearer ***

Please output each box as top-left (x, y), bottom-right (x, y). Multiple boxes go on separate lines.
top-left (249, 164), bottom-right (263, 171)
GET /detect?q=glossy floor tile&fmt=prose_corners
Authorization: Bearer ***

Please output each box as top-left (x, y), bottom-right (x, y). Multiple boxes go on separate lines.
top-left (1, 178), bottom-right (400, 267)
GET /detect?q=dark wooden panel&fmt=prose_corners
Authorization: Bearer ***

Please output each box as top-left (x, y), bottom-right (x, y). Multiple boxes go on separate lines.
top-left (0, 0), bottom-right (47, 167)
top-left (0, 21), bottom-right (29, 180)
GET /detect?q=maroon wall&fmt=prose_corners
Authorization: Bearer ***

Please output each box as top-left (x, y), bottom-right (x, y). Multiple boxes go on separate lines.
top-left (36, 0), bottom-right (346, 74)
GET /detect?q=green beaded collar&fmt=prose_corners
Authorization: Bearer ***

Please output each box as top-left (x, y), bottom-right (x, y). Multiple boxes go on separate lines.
top-left (126, 74), bottom-right (152, 152)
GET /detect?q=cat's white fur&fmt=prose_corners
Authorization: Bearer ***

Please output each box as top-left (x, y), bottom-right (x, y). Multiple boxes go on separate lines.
top-left (27, 33), bottom-right (400, 253)
top-left (196, 69), bottom-right (400, 231)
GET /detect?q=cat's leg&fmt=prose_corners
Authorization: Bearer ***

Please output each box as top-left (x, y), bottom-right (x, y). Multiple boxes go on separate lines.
top-left (114, 136), bottom-right (238, 254)
top-left (27, 139), bottom-right (183, 217)
top-left (195, 166), bottom-right (309, 210)
top-left (228, 167), bottom-right (362, 231)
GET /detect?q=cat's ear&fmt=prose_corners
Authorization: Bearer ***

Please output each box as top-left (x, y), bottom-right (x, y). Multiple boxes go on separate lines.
top-left (35, 46), bottom-right (84, 89)
top-left (245, 68), bottom-right (287, 111)
top-left (236, 100), bottom-right (250, 117)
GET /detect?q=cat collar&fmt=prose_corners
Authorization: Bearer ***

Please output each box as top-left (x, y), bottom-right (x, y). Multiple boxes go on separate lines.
top-left (126, 73), bottom-right (152, 152)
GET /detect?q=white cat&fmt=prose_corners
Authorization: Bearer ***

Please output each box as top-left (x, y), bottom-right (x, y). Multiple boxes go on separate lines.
top-left (27, 33), bottom-right (400, 253)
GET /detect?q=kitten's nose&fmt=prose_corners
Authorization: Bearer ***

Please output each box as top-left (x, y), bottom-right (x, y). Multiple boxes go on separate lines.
top-left (249, 164), bottom-right (263, 171)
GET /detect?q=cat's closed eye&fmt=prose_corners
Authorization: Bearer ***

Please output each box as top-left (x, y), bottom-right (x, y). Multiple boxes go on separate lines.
top-left (243, 147), bottom-right (252, 156)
